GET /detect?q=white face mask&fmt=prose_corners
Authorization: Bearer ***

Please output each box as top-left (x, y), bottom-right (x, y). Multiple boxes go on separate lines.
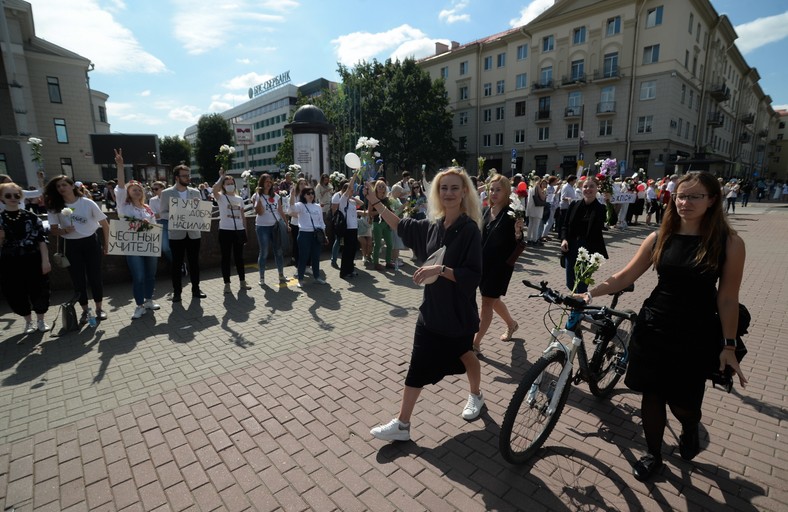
top-left (225, 185), bottom-right (235, 193)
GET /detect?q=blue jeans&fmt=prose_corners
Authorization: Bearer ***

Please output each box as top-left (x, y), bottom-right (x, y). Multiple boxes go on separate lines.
top-left (126, 255), bottom-right (158, 305)
top-left (297, 231), bottom-right (321, 280)
top-left (157, 219), bottom-right (172, 262)
top-left (331, 234), bottom-right (342, 263)
top-left (255, 224), bottom-right (284, 277)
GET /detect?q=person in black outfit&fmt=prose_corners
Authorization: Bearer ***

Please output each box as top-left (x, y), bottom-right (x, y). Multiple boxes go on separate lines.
top-left (559, 177), bottom-right (608, 292)
top-left (580, 171), bottom-right (747, 481)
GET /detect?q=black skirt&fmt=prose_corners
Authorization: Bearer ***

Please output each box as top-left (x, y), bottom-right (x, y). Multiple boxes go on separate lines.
top-left (405, 323), bottom-right (473, 388)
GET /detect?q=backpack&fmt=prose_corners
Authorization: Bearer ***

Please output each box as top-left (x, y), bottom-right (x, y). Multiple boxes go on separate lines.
top-left (332, 200), bottom-right (349, 237)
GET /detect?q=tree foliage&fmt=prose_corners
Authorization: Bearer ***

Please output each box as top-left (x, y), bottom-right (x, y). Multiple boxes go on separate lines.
top-left (159, 135), bottom-right (191, 171)
top-left (194, 114), bottom-right (233, 183)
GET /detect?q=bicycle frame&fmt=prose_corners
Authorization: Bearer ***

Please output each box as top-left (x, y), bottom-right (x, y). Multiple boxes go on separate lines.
top-left (526, 326), bottom-right (582, 416)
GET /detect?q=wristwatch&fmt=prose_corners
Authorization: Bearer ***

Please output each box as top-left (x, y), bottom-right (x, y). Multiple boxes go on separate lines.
top-left (440, 265), bottom-right (446, 275)
top-left (722, 337), bottom-right (737, 348)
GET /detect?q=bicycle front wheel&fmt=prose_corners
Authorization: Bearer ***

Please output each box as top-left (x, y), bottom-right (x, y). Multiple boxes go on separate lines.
top-left (587, 310), bottom-right (636, 398)
top-left (499, 350), bottom-right (571, 464)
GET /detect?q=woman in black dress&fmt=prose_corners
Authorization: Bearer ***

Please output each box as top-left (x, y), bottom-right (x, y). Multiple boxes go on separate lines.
top-left (473, 175), bottom-right (524, 353)
top-left (581, 171), bottom-right (746, 481)
top-left (560, 177), bottom-right (608, 292)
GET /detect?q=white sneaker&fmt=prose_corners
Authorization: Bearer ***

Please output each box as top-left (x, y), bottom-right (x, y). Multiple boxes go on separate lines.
top-left (258, 276), bottom-right (265, 286)
top-left (462, 393), bottom-right (485, 420)
top-left (296, 280), bottom-right (303, 288)
top-left (37, 320), bottom-right (50, 332)
top-left (370, 419), bottom-right (410, 442)
top-left (315, 278), bottom-right (327, 285)
top-left (144, 300), bottom-right (160, 310)
top-left (131, 306), bottom-right (146, 320)
top-left (23, 321), bottom-right (36, 334)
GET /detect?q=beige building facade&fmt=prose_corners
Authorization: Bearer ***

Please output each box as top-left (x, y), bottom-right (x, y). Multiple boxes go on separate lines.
top-left (0, 0), bottom-right (109, 187)
top-left (418, 0), bottom-right (778, 180)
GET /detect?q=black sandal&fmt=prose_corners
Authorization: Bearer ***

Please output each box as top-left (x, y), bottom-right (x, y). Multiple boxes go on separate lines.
top-left (633, 454), bottom-right (663, 481)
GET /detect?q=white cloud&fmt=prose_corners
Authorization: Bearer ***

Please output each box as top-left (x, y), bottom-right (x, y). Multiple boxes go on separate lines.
top-left (107, 0), bottom-right (126, 12)
top-left (439, 0), bottom-right (470, 24)
top-left (734, 11), bottom-right (788, 54)
top-left (773, 104), bottom-right (788, 111)
top-left (209, 101), bottom-right (233, 113)
top-left (140, 90), bottom-right (151, 97)
top-left (509, 0), bottom-right (554, 27)
top-left (259, 0), bottom-right (300, 12)
top-left (29, 0), bottom-right (166, 74)
top-left (107, 102), bottom-right (166, 125)
top-left (332, 25), bottom-right (429, 66)
top-left (237, 58), bottom-right (251, 65)
top-left (168, 106), bottom-right (203, 123)
top-left (222, 72), bottom-right (273, 90)
top-left (391, 38), bottom-right (442, 62)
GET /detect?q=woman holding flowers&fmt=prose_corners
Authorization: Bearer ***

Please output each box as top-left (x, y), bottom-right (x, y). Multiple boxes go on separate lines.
top-left (252, 173), bottom-right (288, 285)
top-left (369, 167), bottom-right (484, 442)
top-left (580, 171), bottom-right (746, 481)
top-left (113, 149), bottom-right (161, 320)
top-left (369, 180), bottom-right (395, 270)
top-left (408, 181), bottom-right (428, 220)
top-left (337, 174), bottom-right (363, 278)
top-left (559, 176), bottom-right (608, 293)
top-left (472, 175), bottom-right (524, 353)
top-left (45, 175), bottom-right (109, 325)
top-left (290, 185), bottom-right (327, 288)
top-left (213, 169), bottom-right (251, 293)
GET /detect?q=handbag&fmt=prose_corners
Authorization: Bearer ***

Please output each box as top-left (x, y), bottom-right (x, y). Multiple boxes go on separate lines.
top-left (532, 188), bottom-right (546, 207)
top-left (50, 295), bottom-right (80, 337)
top-left (332, 200), bottom-right (349, 237)
top-left (308, 204), bottom-right (329, 245)
top-left (52, 237), bottom-right (70, 268)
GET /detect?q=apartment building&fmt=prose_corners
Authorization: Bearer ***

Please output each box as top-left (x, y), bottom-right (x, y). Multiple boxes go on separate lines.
top-left (768, 110), bottom-right (787, 183)
top-left (418, 0), bottom-right (778, 179)
top-left (0, 0), bottom-right (110, 186)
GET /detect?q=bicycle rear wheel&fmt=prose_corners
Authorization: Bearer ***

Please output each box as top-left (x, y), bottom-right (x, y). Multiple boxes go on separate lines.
top-left (587, 310), bottom-right (636, 398)
top-left (499, 350), bottom-right (571, 464)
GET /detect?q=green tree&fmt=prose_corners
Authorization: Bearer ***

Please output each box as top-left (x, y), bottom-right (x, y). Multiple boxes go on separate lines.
top-left (194, 114), bottom-right (233, 182)
top-left (159, 135), bottom-right (191, 170)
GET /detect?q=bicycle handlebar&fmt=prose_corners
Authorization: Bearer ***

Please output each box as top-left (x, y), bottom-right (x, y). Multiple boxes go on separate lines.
top-left (522, 279), bottom-right (637, 321)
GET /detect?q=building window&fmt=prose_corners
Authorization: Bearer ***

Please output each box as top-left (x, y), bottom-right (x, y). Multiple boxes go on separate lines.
top-left (573, 27), bottom-right (586, 45)
top-left (484, 83), bottom-right (492, 97)
top-left (646, 6), bottom-right (663, 28)
top-left (495, 133), bottom-right (504, 146)
top-left (483, 109), bottom-right (492, 122)
top-left (515, 129), bottom-right (525, 144)
top-left (538, 126), bottom-right (550, 141)
top-left (606, 16), bottom-right (621, 36)
top-left (483, 134), bottom-right (491, 147)
top-left (604, 52), bottom-right (618, 77)
top-left (543, 35), bottom-right (554, 52)
top-left (570, 60), bottom-right (584, 80)
top-left (689, 13), bottom-right (694, 33)
top-left (697, 23), bottom-right (701, 43)
top-left (515, 101), bottom-right (526, 117)
top-left (599, 119), bottom-right (613, 136)
top-left (496, 80), bottom-right (505, 94)
top-left (0, 153), bottom-right (6, 174)
top-left (540, 66), bottom-right (553, 85)
top-left (440, 66), bottom-right (449, 79)
top-left (688, 90), bottom-right (694, 109)
top-left (483, 56), bottom-right (493, 70)
top-left (640, 80), bottom-right (656, 100)
top-left (567, 123), bottom-right (580, 139)
top-left (637, 115), bottom-right (654, 134)
top-left (516, 73), bottom-right (528, 90)
top-left (538, 96), bottom-right (551, 114)
top-left (517, 44), bottom-right (528, 60)
top-left (497, 52), bottom-right (506, 67)
top-left (681, 84), bottom-right (686, 103)
top-left (458, 112), bottom-right (468, 125)
top-left (677, 118), bottom-right (683, 134)
top-left (685, 50), bottom-right (689, 69)
top-left (47, 77), bottom-right (62, 103)
top-left (98, 106), bottom-right (107, 123)
top-left (459, 86), bottom-right (469, 100)
top-left (495, 106), bottom-right (505, 120)
top-left (459, 136), bottom-right (467, 150)
top-left (60, 157), bottom-right (73, 177)
top-left (567, 91), bottom-right (583, 113)
top-left (685, 123), bottom-right (690, 139)
top-left (54, 118), bottom-right (69, 143)
top-left (643, 44), bottom-right (660, 65)
top-left (460, 61), bottom-right (468, 75)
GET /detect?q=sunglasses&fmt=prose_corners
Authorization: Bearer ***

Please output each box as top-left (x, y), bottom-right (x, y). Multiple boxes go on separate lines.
top-left (151, 188), bottom-right (161, 191)
top-left (3, 193), bottom-right (21, 200)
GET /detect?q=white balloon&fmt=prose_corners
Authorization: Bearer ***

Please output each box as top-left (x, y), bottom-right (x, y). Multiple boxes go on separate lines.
top-left (344, 152), bottom-right (361, 170)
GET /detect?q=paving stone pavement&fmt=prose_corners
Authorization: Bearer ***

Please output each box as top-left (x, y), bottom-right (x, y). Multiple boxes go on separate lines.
top-left (0, 202), bottom-right (786, 511)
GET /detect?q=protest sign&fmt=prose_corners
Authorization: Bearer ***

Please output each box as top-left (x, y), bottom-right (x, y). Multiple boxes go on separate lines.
top-left (169, 197), bottom-right (213, 232)
top-left (611, 192), bottom-right (636, 204)
top-left (108, 219), bottom-right (161, 256)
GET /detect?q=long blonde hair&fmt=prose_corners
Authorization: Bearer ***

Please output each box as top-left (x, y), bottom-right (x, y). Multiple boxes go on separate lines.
top-left (427, 167), bottom-right (482, 228)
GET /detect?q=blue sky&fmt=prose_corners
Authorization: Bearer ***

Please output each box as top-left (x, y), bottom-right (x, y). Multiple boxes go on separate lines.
top-left (27, 0), bottom-right (788, 138)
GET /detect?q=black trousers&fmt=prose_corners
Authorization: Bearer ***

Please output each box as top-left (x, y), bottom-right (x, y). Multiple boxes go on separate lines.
top-left (219, 229), bottom-right (246, 282)
top-left (65, 234), bottom-right (104, 306)
top-left (170, 236), bottom-right (201, 294)
top-left (1, 253), bottom-right (50, 316)
top-left (340, 228), bottom-right (359, 277)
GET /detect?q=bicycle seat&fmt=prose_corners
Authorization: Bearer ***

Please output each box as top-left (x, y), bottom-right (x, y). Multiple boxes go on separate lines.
top-left (610, 284), bottom-right (635, 295)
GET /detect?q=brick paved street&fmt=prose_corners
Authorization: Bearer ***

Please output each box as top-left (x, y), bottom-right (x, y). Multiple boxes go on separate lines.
top-left (0, 202), bottom-right (786, 511)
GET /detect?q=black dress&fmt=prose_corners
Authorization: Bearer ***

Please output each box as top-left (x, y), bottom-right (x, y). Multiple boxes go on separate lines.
top-left (625, 235), bottom-right (721, 406)
top-left (480, 206), bottom-right (517, 298)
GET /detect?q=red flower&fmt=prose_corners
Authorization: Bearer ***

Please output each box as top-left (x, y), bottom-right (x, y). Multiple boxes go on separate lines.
top-left (596, 173), bottom-right (606, 181)
top-left (268, 197), bottom-right (275, 203)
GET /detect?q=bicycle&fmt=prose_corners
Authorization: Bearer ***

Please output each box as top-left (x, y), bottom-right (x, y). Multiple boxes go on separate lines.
top-left (499, 279), bottom-right (638, 464)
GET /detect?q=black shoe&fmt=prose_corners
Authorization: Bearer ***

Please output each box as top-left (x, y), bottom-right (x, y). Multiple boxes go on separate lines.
top-left (192, 290), bottom-right (207, 299)
top-left (679, 424), bottom-right (701, 461)
top-left (172, 293), bottom-right (182, 303)
top-left (633, 454), bottom-right (663, 482)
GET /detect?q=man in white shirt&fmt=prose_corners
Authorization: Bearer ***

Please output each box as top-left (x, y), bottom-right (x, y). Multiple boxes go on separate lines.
top-left (555, 175), bottom-right (577, 239)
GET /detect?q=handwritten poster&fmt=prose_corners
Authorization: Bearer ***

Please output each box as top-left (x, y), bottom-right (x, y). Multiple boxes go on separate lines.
top-left (108, 219), bottom-right (162, 256)
top-left (169, 198), bottom-right (213, 232)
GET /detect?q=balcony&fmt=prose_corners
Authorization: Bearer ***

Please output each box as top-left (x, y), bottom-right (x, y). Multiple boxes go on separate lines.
top-left (740, 113), bottom-right (755, 125)
top-left (758, 129), bottom-right (769, 138)
top-left (709, 83), bottom-right (731, 102)
top-left (564, 106), bottom-right (583, 118)
top-left (596, 101), bottom-right (616, 114)
top-left (561, 74), bottom-right (586, 87)
top-left (592, 67), bottom-right (621, 81)
top-left (707, 112), bottom-right (724, 126)
top-left (535, 110), bottom-right (551, 122)
top-left (531, 80), bottom-right (555, 93)
top-left (738, 133), bottom-right (751, 144)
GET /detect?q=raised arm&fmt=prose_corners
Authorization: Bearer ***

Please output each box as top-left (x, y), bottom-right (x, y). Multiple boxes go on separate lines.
top-left (212, 169), bottom-right (225, 196)
top-left (366, 182), bottom-right (400, 231)
top-left (114, 148), bottom-right (125, 188)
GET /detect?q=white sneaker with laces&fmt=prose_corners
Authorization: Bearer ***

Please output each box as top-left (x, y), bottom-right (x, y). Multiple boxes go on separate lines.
top-left (462, 393), bottom-right (485, 420)
top-left (37, 320), bottom-right (50, 332)
top-left (144, 300), bottom-right (160, 310)
top-left (370, 418), bottom-right (410, 441)
top-left (24, 321), bottom-right (35, 334)
top-left (296, 280), bottom-right (303, 288)
top-left (131, 306), bottom-right (146, 320)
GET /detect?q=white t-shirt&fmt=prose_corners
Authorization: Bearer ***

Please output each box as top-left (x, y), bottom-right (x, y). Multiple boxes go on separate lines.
top-left (149, 195), bottom-right (162, 218)
top-left (48, 197), bottom-right (107, 239)
top-left (291, 202), bottom-right (325, 232)
top-left (337, 195), bottom-right (359, 230)
top-left (216, 193), bottom-right (246, 231)
top-left (252, 193), bottom-right (282, 227)
top-left (666, 180), bottom-right (677, 194)
top-left (559, 182), bottom-right (576, 209)
top-left (115, 186), bottom-right (156, 222)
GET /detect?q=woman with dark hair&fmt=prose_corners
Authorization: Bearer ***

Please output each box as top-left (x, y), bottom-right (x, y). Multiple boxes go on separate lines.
top-left (289, 186), bottom-right (327, 288)
top-left (0, 182), bottom-right (51, 333)
top-left (559, 176), bottom-right (608, 293)
top-left (212, 169), bottom-right (251, 293)
top-left (286, 178), bottom-right (308, 268)
top-left (252, 173), bottom-right (288, 285)
top-left (45, 175), bottom-right (109, 326)
top-left (408, 181), bottom-right (428, 220)
top-left (581, 171), bottom-right (747, 481)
